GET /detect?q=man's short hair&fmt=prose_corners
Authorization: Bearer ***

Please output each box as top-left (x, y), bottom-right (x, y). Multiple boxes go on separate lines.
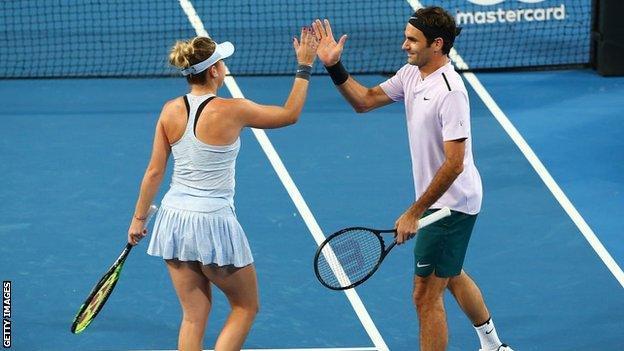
top-left (409, 7), bottom-right (461, 55)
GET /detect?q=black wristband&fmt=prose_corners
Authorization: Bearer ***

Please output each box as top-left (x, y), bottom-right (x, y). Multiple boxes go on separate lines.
top-left (296, 64), bottom-right (312, 81)
top-left (325, 60), bottom-right (349, 85)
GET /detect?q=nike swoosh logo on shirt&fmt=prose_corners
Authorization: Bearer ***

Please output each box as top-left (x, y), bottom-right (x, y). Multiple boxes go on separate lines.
top-left (423, 97), bottom-right (431, 100)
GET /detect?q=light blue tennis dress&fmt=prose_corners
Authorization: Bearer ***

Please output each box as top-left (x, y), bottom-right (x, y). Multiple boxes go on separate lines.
top-left (147, 93), bottom-right (253, 267)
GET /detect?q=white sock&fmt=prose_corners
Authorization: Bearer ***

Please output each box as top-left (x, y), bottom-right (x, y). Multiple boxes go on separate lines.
top-left (474, 317), bottom-right (502, 351)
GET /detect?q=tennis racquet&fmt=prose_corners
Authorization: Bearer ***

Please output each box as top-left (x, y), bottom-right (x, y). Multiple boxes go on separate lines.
top-left (70, 204), bottom-right (158, 334)
top-left (314, 207), bottom-right (451, 290)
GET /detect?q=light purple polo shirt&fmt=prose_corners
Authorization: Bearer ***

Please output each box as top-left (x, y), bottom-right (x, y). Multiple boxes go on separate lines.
top-left (380, 62), bottom-right (482, 214)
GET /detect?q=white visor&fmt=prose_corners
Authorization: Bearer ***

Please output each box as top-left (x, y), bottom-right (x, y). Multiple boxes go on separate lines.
top-left (180, 41), bottom-right (234, 76)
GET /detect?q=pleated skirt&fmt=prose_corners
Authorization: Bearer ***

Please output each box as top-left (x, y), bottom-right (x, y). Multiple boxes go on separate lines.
top-left (147, 205), bottom-right (253, 267)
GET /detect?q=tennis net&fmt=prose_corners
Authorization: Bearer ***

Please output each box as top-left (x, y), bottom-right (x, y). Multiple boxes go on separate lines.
top-left (0, 0), bottom-right (593, 78)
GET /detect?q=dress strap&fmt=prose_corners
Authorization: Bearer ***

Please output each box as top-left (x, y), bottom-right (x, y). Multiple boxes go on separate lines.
top-left (182, 95), bottom-right (190, 120)
top-left (193, 96), bottom-right (217, 137)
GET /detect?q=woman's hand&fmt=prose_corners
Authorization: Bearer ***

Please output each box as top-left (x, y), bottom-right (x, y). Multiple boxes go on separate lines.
top-left (293, 25), bottom-right (319, 66)
top-left (127, 218), bottom-right (147, 246)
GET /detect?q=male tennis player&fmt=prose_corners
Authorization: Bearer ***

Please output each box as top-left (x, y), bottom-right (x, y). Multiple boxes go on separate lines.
top-left (313, 6), bottom-right (513, 351)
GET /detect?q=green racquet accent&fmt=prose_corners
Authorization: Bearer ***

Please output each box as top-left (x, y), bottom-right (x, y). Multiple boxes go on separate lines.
top-left (70, 204), bottom-right (158, 334)
top-left (71, 263), bottom-right (125, 333)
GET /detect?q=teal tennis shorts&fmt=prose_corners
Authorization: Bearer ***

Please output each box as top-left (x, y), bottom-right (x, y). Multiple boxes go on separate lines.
top-left (413, 209), bottom-right (478, 278)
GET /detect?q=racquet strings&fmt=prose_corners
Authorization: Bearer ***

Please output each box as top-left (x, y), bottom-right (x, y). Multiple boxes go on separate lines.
top-left (317, 229), bottom-right (383, 289)
top-left (72, 266), bottom-right (122, 333)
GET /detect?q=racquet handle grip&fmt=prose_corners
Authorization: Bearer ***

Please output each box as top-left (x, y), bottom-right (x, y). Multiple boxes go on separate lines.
top-left (418, 207), bottom-right (451, 229)
top-left (143, 204), bottom-right (159, 228)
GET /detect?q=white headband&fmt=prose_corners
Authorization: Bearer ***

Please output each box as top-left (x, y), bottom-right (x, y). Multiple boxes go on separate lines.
top-left (180, 41), bottom-right (234, 76)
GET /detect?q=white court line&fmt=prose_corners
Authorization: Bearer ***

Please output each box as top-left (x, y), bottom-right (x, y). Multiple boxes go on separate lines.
top-left (177, 0), bottom-right (389, 350)
top-left (137, 348), bottom-right (377, 351)
top-left (406, 0), bottom-right (624, 288)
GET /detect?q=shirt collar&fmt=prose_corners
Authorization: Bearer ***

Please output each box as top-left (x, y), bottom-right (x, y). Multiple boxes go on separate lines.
top-left (421, 60), bottom-right (453, 81)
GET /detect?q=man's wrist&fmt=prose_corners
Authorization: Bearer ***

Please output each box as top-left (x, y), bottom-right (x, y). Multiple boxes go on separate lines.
top-left (324, 58), bottom-right (340, 66)
top-left (408, 204), bottom-right (427, 218)
top-left (324, 60), bottom-right (349, 85)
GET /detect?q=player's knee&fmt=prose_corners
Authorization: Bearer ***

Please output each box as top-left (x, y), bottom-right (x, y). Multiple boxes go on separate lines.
top-left (413, 286), bottom-right (442, 310)
top-left (446, 270), bottom-right (472, 295)
top-left (413, 276), bottom-right (447, 310)
top-left (412, 290), bottom-right (427, 309)
top-left (232, 299), bottom-right (260, 316)
top-left (413, 294), bottom-right (444, 315)
top-left (447, 276), bottom-right (460, 295)
top-left (251, 300), bottom-right (260, 315)
top-left (180, 298), bottom-right (211, 319)
top-left (233, 305), bottom-right (259, 322)
top-left (182, 308), bottom-right (210, 324)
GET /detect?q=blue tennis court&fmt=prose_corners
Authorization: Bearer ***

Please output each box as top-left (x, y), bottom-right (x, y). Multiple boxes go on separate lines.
top-left (1, 1), bottom-right (623, 350)
top-left (2, 69), bottom-right (623, 350)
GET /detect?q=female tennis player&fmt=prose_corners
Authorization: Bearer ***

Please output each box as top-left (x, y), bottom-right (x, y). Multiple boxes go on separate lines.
top-left (127, 27), bottom-right (318, 351)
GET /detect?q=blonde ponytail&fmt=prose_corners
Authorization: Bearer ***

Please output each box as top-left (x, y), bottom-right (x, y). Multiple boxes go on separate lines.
top-left (169, 37), bottom-right (216, 69)
top-left (169, 40), bottom-right (196, 69)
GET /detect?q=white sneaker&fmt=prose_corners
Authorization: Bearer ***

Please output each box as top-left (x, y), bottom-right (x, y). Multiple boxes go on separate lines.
top-left (479, 344), bottom-right (514, 351)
